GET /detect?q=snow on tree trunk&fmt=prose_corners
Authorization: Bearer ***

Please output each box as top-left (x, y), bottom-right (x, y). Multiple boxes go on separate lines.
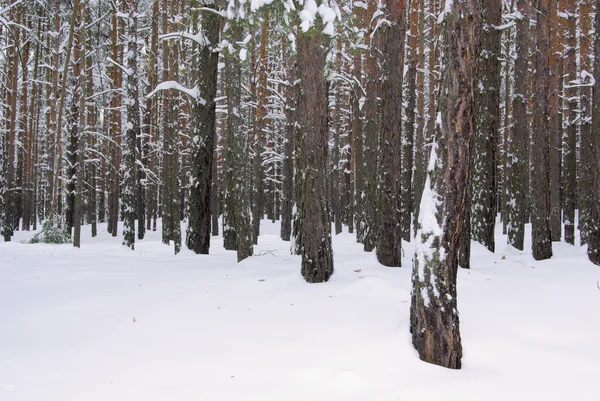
top-left (531, 0), bottom-right (553, 261)
top-left (186, 3), bottom-right (221, 255)
top-left (295, 7), bottom-right (334, 283)
top-left (123, 0), bottom-right (141, 250)
top-left (507, 0), bottom-right (529, 251)
top-left (471, 0), bottom-right (501, 253)
top-left (376, 0), bottom-right (405, 267)
top-left (410, 0), bottom-right (481, 369)
top-left (588, 0), bottom-right (600, 265)
top-left (223, 19), bottom-right (253, 262)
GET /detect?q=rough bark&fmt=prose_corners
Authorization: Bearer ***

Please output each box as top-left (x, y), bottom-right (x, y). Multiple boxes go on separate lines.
top-left (531, 0), bottom-right (553, 260)
top-left (561, 0), bottom-right (576, 245)
top-left (588, 0), bottom-right (600, 264)
top-left (376, 0), bottom-right (405, 267)
top-left (123, 1), bottom-right (141, 250)
top-left (579, 0), bottom-right (593, 244)
top-left (507, 0), bottom-right (529, 251)
top-left (362, 0), bottom-right (380, 252)
top-left (280, 37), bottom-right (295, 242)
top-left (410, 0), bottom-right (481, 369)
top-left (186, 3), bottom-right (221, 254)
top-left (548, 1), bottom-right (562, 241)
top-left (223, 21), bottom-right (253, 261)
top-left (296, 22), bottom-right (334, 283)
top-left (471, 0), bottom-right (501, 252)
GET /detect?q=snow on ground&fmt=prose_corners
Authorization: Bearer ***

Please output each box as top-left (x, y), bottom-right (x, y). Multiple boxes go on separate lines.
top-left (1, 219), bottom-right (599, 401)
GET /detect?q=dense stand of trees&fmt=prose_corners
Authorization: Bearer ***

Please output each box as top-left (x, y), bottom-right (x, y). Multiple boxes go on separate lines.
top-left (0, 0), bottom-right (599, 369)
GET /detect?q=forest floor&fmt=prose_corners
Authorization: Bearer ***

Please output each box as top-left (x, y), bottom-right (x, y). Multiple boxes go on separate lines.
top-left (1, 219), bottom-right (599, 401)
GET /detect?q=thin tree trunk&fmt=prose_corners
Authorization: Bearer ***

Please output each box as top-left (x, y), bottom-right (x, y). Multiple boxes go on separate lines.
top-left (587, 0), bottom-right (600, 264)
top-left (471, 0), bottom-right (501, 252)
top-left (507, 0), bottom-right (529, 250)
top-left (531, 0), bottom-right (554, 260)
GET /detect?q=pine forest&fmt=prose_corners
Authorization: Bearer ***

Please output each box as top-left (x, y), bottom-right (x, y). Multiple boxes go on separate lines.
top-left (0, 0), bottom-right (599, 396)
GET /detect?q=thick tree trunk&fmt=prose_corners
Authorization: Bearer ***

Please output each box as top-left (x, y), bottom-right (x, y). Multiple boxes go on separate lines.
top-left (296, 25), bottom-right (334, 283)
top-left (376, 0), bottom-right (405, 267)
top-left (410, 0), bottom-right (481, 369)
top-left (186, 3), bottom-right (221, 254)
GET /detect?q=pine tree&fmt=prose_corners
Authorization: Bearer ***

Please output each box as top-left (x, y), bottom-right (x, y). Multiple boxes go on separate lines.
top-left (588, 0), bottom-right (600, 264)
top-left (376, 0), bottom-right (405, 267)
top-left (410, 0), bottom-right (481, 369)
top-left (471, 0), bottom-right (501, 253)
top-left (531, 0), bottom-right (554, 260)
top-left (295, 0), bottom-right (335, 283)
top-left (361, 0), bottom-right (380, 252)
top-left (186, 1), bottom-right (221, 254)
top-left (507, 0), bottom-right (530, 251)
top-left (222, 7), bottom-right (253, 261)
top-left (561, 0), bottom-right (577, 245)
top-left (123, 0), bottom-right (142, 250)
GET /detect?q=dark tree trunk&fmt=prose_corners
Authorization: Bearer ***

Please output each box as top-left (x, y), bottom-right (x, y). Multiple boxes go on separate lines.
top-left (579, 0), bottom-right (593, 244)
top-left (402, 0), bottom-right (419, 243)
top-left (186, 4), bottom-right (220, 254)
top-left (280, 38), bottom-right (295, 242)
top-left (548, 2), bottom-right (562, 242)
top-left (531, 0), bottom-right (553, 260)
top-left (71, 0), bottom-right (84, 248)
top-left (471, 0), bottom-right (501, 252)
top-left (561, 0), bottom-right (576, 245)
top-left (588, 0), bottom-right (600, 265)
top-left (223, 22), bottom-right (253, 261)
top-left (362, 0), bottom-right (380, 252)
top-left (376, 0), bottom-right (405, 267)
top-left (296, 24), bottom-right (334, 283)
top-left (507, 0), bottom-right (529, 251)
top-left (122, 1), bottom-right (141, 250)
top-left (410, 0), bottom-right (481, 370)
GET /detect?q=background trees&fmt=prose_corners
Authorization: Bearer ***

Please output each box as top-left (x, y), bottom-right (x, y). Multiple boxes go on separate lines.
top-left (0, 0), bottom-right (598, 373)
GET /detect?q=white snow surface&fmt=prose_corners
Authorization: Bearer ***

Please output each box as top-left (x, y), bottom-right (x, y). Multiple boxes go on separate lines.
top-left (1, 219), bottom-right (599, 401)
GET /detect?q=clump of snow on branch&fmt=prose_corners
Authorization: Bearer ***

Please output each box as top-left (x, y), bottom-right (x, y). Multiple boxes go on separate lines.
top-left (299, 0), bottom-right (337, 35)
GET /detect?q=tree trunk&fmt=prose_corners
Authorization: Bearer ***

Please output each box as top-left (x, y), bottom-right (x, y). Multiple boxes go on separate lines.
top-left (471, 0), bottom-right (501, 252)
top-left (507, 0), bottom-right (529, 251)
top-left (223, 21), bottom-right (253, 261)
top-left (186, 3), bottom-right (221, 254)
top-left (410, 0), bottom-right (481, 369)
top-left (578, 0), bottom-right (593, 244)
top-left (588, 0), bottom-right (600, 264)
top-left (376, 0), bottom-right (405, 267)
top-left (561, 0), bottom-right (576, 245)
top-left (296, 20), bottom-right (334, 283)
top-left (531, 0), bottom-right (553, 260)
top-left (123, 0), bottom-right (141, 250)
top-left (362, 0), bottom-right (380, 252)
top-left (280, 36), bottom-right (295, 242)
